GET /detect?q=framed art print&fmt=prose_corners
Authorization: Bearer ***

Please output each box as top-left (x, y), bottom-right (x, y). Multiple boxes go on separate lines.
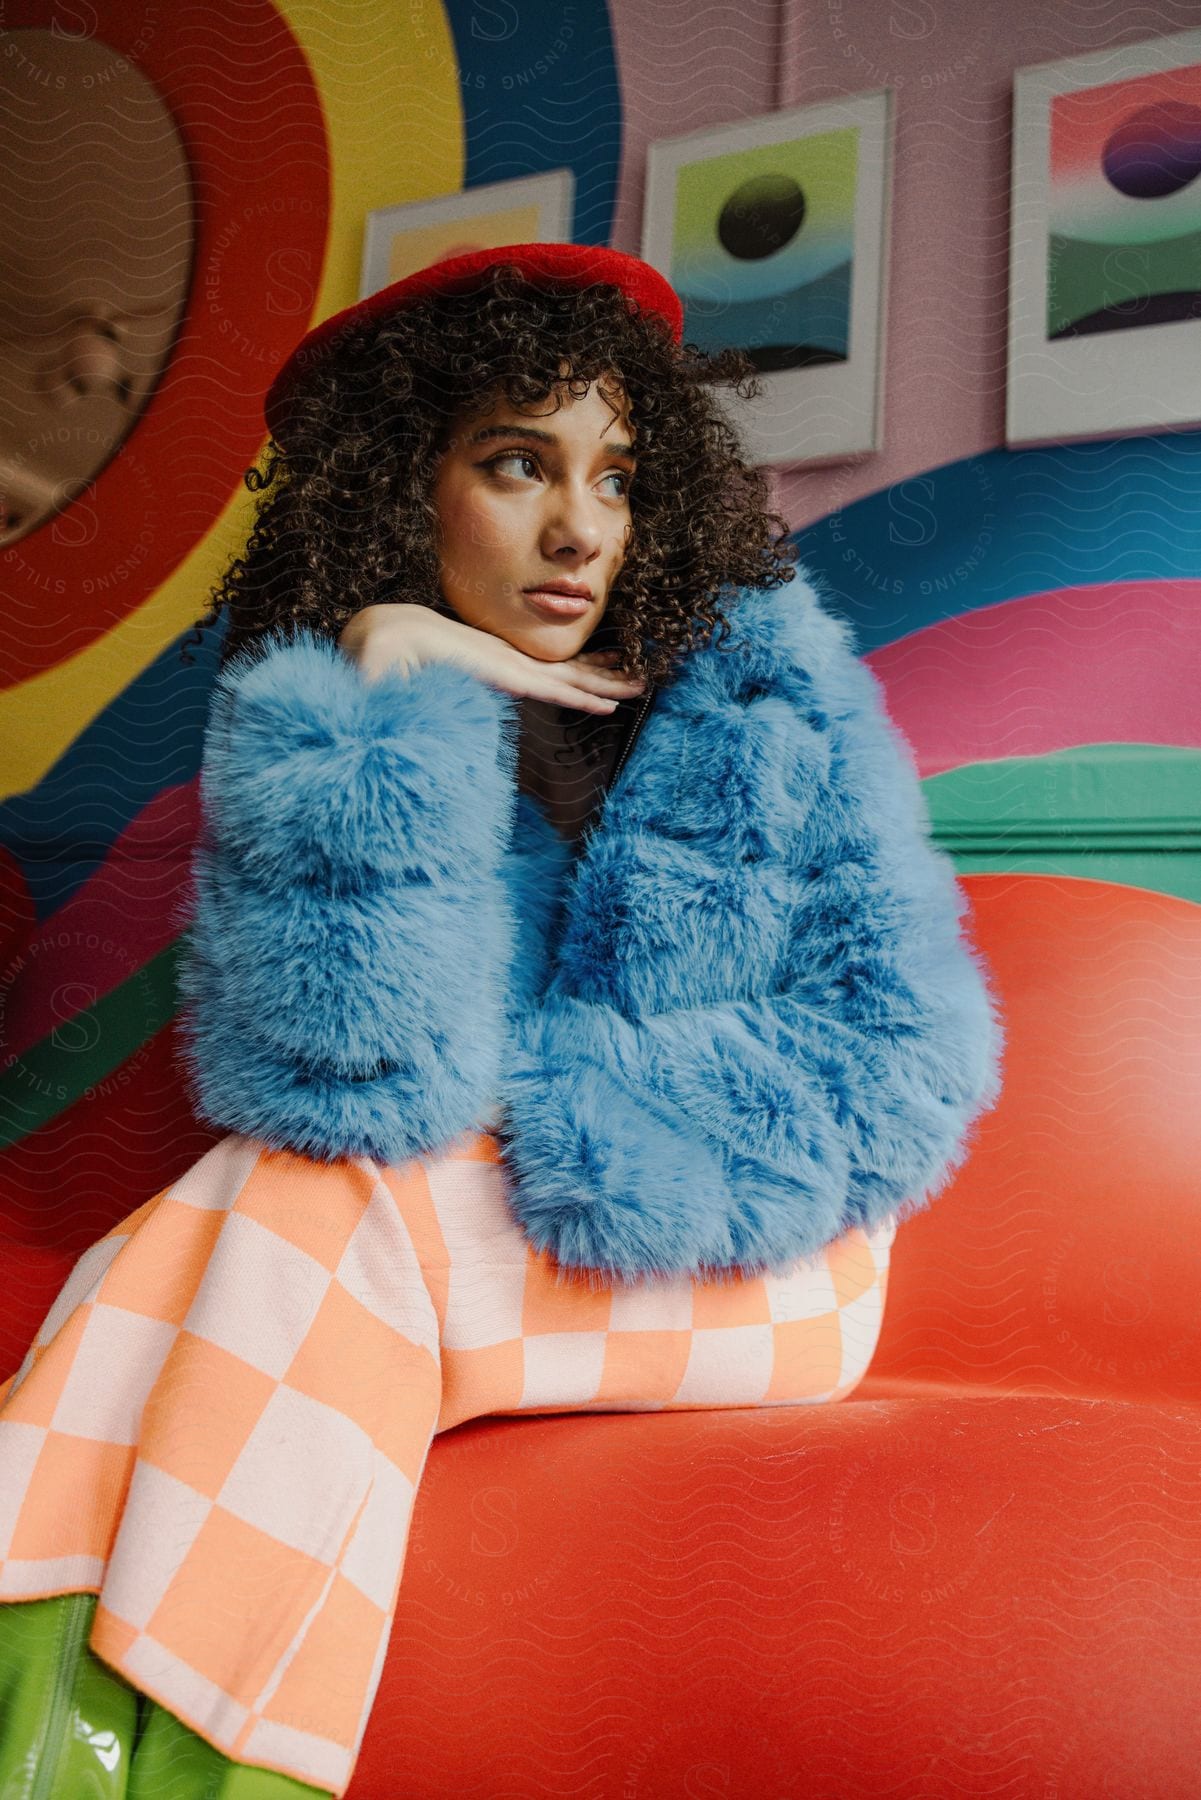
top-left (360, 170), bottom-right (575, 300)
top-left (1008, 27), bottom-right (1201, 446)
top-left (641, 90), bottom-right (893, 468)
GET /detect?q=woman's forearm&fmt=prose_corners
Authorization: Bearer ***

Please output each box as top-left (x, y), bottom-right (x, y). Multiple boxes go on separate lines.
top-left (176, 627), bottom-right (516, 1162)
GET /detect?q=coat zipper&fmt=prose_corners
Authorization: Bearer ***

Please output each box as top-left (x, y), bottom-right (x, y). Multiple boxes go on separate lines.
top-left (28, 1591), bottom-right (96, 1800)
top-left (609, 683), bottom-right (655, 787)
top-left (575, 683), bottom-right (655, 849)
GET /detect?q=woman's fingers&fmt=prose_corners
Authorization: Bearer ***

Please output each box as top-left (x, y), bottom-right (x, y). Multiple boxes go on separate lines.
top-left (573, 667), bottom-right (645, 692)
top-left (569, 651), bottom-right (644, 690)
top-left (556, 691), bottom-right (621, 713)
top-left (543, 677), bottom-right (637, 712)
top-left (463, 631), bottom-right (644, 711)
top-left (576, 650), bottom-right (635, 675)
top-left (532, 666), bottom-right (637, 712)
top-left (575, 660), bottom-right (645, 708)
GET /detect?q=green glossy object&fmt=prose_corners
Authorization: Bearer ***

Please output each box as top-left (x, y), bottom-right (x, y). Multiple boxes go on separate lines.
top-left (0, 1593), bottom-right (333, 1798)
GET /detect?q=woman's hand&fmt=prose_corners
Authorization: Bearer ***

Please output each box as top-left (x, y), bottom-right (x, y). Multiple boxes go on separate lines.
top-left (338, 602), bottom-right (646, 714)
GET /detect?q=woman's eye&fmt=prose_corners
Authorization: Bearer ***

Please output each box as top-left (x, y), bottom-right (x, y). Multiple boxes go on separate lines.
top-left (485, 453), bottom-right (631, 498)
top-left (488, 451), bottom-right (540, 480)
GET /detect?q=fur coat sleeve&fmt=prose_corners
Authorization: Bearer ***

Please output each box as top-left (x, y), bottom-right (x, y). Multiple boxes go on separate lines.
top-left (175, 632), bottom-right (517, 1165)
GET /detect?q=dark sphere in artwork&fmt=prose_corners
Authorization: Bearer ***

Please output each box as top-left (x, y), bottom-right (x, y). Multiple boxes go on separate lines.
top-left (1102, 100), bottom-right (1201, 199)
top-left (717, 174), bottom-right (806, 260)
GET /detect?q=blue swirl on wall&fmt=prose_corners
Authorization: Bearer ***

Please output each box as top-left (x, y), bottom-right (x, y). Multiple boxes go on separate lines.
top-left (446, 0), bottom-right (622, 245)
top-left (0, 628), bottom-right (222, 921)
top-left (792, 430), bottom-right (1201, 654)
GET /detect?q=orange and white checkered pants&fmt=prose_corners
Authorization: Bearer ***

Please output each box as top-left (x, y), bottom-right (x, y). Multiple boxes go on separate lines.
top-left (0, 1130), bottom-right (895, 1797)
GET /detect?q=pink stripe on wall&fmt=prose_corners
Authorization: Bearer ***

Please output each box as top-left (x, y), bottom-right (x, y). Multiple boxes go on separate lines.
top-left (867, 580), bottom-right (1201, 777)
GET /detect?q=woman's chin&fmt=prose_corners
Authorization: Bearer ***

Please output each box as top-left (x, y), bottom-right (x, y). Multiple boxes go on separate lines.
top-left (519, 641), bottom-right (580, 665)
top-left (442, 596), bottom-right (593, 663)
top-left (506, 617), bottom-right (588, 662)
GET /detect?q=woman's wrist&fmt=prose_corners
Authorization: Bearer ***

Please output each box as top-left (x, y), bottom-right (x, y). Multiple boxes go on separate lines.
top-left (338, 601), bottom-right (441, 683)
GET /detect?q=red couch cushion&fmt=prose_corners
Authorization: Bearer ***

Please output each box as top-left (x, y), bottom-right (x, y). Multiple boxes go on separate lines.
top-left (349, 876), bottom-right (1201, 1798)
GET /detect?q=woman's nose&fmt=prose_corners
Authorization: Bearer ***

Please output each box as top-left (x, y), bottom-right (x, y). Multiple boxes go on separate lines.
top-left (543, 488), bottom-right (605, 552)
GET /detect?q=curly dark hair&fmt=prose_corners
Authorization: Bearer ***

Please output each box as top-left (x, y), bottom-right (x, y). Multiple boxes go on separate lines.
top-left (180, 259), bottom-right (798, 693)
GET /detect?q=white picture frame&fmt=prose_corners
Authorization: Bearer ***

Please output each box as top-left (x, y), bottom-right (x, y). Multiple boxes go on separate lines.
top-left (1007, 27), bottom-right (1201, 447)
top-left (360, 171), bottom-right (575, 301)
top-left (641, 90), bottom-right (893, 468)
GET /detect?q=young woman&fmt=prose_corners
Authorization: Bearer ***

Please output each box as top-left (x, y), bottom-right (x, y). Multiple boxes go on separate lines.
top-left (0, 244), bottom-right (1005, 1797)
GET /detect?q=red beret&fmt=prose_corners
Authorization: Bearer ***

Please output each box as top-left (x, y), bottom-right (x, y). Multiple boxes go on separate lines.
top-left (263, 241), bottom-right (684, 447)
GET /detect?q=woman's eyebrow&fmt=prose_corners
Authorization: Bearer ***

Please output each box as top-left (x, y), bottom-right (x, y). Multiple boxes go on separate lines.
top-left (467, 423), bottom-right (638, 462)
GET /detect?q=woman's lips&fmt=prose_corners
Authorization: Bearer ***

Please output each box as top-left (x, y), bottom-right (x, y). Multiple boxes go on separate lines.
top-left (522, 589), bottom-right (592, 618)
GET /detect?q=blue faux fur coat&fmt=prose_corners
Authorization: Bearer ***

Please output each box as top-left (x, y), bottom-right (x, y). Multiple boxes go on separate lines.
top-left (177, 561), bottom-right (1005, 1285)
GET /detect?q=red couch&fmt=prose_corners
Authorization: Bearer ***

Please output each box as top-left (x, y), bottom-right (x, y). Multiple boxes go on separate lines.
top-left (349, 874), bottom-right (1201, 1799)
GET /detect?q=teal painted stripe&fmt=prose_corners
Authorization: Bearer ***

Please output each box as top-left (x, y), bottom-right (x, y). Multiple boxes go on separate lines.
top-left (0, 941), bottom-right (182, 1151)
top-left (924, 743), bottom-right (1201, 906)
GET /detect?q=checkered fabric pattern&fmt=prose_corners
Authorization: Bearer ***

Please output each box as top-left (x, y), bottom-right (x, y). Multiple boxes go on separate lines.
top-left (0, 1131), bottom-right (895, 1796)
